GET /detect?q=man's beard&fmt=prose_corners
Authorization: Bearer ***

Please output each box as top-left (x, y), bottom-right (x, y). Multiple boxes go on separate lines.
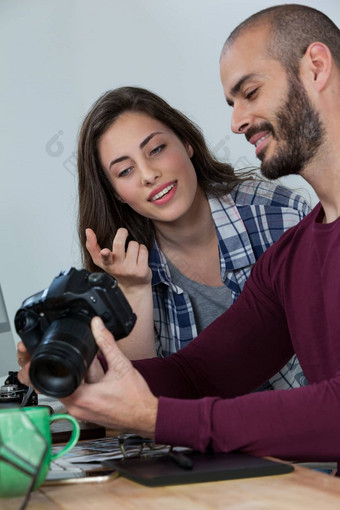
top-left (253, 76), bottom-right (325, 180)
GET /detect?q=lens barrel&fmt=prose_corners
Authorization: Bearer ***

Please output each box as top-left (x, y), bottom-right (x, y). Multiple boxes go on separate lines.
top-left (29, 317), bottom-right (97, 398)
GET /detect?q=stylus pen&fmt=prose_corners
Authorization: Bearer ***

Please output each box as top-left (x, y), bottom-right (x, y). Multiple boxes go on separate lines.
top-left (169, 451), bottom-right (193, 470)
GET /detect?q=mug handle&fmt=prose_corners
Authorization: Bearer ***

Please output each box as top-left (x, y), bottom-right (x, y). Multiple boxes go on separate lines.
top-left (49, 414), bottom-right (80, 461)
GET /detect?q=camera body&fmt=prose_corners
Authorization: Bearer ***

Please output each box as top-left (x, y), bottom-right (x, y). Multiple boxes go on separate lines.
top-left (0, 371), bottom-right (38, 408)
top-left (15, 267), bottom-right (136, 398)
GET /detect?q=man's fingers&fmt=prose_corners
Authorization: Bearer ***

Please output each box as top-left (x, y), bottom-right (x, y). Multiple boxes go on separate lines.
top-left (85, 356), bottom-right (105, 384)
top-left (91, 317), bottom-right (132, 380)
top-left (17, 341), bottom-right (31, 367)
top-left (17, 364), bottom-right (31, 386)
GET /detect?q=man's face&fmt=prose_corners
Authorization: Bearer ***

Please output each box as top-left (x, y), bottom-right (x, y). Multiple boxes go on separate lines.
top-left (220, 27), bottom-right (325, 179)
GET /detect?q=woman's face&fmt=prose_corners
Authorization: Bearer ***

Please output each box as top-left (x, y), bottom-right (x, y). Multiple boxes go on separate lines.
top-left (98, 111), bottom-right (200, 226)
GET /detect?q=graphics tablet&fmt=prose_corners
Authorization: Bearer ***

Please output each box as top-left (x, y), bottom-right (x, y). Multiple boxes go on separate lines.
top-left (103, 450), bottom-right (294, 487)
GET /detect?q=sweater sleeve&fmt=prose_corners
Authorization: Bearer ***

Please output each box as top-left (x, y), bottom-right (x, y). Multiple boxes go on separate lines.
top-left (154, 373), bottom-right (340, 461)
top-left (134, 249), bottom-right (340, 462)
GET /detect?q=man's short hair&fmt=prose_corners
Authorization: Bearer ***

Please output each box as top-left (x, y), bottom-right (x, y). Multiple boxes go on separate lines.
top-left (221, 4), bottom-right (340, 74)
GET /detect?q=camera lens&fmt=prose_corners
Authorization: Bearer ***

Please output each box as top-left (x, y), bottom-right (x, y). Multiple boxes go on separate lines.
top-left (42, 361), bottom-right (70, 378)
top-left (29, 316), bottom-right (97, 398)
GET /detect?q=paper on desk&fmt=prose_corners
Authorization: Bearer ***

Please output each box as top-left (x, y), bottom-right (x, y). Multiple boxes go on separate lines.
top-left (67, 451), bottom-right (126, 463)
top-left (52, 436), bottom-right (184, 467)
top-left (62, 446), bottom-right (173, 464)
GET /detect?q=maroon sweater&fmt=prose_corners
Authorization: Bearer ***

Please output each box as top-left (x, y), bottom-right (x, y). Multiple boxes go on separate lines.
top-left (134, 203), bottom-right (340, 464)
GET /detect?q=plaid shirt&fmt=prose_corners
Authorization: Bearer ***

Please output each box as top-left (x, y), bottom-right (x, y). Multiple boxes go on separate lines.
top-left (149, 180), bottom-right (311, 390)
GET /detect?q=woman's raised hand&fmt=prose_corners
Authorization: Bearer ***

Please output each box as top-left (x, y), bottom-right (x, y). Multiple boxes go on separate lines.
top-left (86, 228), bottom-right (156, 359)
top-left (85, 227), bottom-right (152, 289)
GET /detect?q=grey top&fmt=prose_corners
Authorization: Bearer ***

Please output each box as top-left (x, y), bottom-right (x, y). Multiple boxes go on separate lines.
top-left (166, 258), bottom-right (233, 334)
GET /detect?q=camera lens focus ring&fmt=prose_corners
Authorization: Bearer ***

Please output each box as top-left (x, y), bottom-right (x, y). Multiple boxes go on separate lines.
top-left (28, 317), bottom-right (97, 398)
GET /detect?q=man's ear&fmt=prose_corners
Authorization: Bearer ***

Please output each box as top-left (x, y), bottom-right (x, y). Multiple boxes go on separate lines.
top-left (301, 42), bottom-right (332, 92)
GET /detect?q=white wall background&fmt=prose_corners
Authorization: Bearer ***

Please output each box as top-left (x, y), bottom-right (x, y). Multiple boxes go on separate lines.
top-left (1, 0), bottom-right (339, 341)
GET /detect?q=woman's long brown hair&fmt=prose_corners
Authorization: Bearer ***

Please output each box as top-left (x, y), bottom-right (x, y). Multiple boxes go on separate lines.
top-left (77, 86), bottom-right (251, 272)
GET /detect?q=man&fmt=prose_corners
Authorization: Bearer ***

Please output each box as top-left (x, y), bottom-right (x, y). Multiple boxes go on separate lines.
top-left (18, 4), bottom-right (340, 464)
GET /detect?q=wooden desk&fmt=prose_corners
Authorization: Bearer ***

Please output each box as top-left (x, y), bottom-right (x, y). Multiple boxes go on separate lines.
top-left (2, 463), bottom-right (340, 509)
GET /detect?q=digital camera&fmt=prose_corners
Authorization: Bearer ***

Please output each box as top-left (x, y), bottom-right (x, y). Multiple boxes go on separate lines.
top-left (0, 371), bottom-right (38, 408)
top-left (15, 268), bottom-right (136, 398)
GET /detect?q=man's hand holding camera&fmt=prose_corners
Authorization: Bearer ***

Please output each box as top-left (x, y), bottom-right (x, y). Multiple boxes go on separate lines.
top-left (18, 317), bottom-right (158, 438)
top-left (17, 341), bottom-right (33, 386)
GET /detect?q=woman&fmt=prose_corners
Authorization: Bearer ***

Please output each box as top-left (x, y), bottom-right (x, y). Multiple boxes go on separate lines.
top-left (78, 86), bottom-right (309, 390)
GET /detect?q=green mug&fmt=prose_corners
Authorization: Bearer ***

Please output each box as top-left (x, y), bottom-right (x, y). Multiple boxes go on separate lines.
top-left (0, 406), bottom-right (80, 498)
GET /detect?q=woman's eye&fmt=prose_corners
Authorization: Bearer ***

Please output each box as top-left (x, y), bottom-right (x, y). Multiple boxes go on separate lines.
top-left (150, 144), bottom-right (165, 156)
top-left (118, 166), bottom-right (133, 178)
